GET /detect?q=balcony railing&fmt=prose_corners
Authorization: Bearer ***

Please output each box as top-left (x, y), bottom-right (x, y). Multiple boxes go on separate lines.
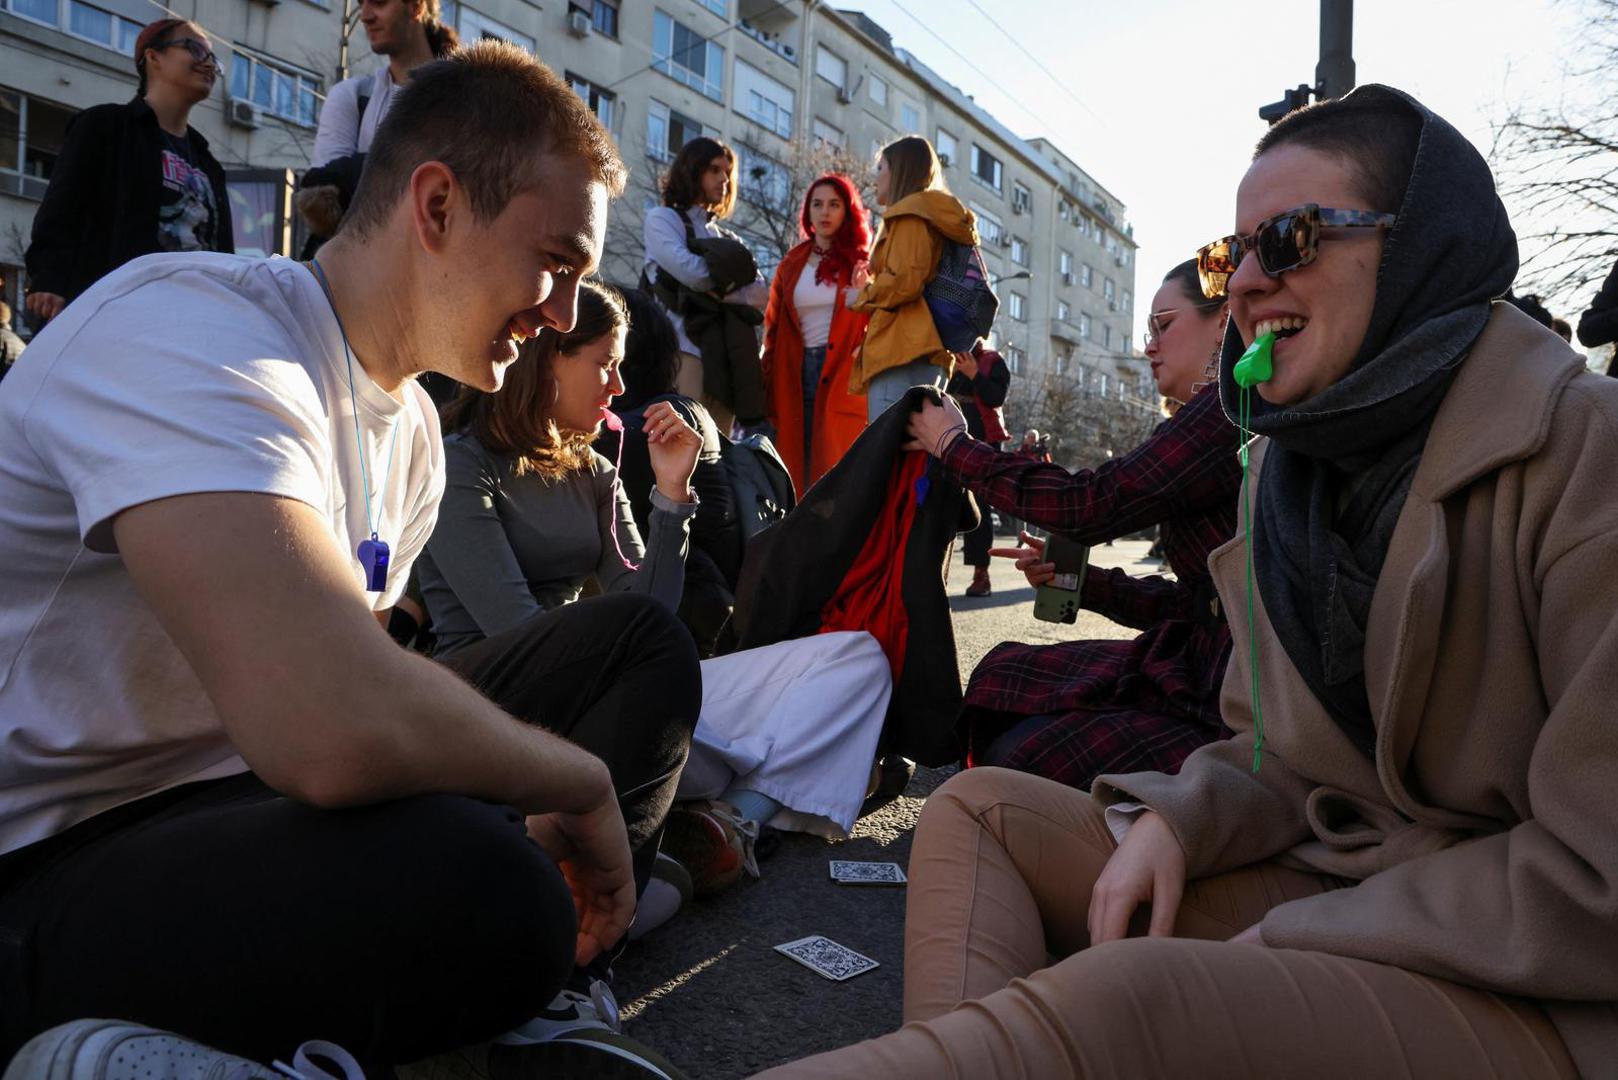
top-left (738, 19), bottom-right (798, 63)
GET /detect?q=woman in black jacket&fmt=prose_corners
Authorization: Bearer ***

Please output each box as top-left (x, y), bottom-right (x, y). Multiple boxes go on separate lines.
top-left (24, 17), bottom-right (233, 323)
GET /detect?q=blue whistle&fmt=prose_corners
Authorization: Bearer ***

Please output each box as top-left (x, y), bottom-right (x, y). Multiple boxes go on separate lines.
top-left (358, 536), bottom-right (391, 593)
top-left (914, 473), bottom-right (932, 507)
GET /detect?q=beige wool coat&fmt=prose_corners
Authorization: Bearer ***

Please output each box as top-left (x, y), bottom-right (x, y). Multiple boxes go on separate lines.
top-left (1095, 303), bottom-right (1618, 1077)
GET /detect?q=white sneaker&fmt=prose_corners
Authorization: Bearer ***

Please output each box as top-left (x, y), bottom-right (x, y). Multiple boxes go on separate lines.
top-left (3, 1020), bottom-right (363, 1080)
top-left (495, 978), bottom-right (621, 1043)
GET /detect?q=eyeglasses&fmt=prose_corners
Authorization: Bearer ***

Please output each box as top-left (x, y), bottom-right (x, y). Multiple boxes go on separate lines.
top-left (1196, 204), bottom-right (1395, 300)
top-left (152, 37), bottom-right (219, 70)
top-left (1145, 308), bottom-right (1180, 347)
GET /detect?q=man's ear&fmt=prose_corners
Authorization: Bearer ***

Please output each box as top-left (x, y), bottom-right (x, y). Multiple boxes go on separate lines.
top-left (407, 160), bottom-right (459, 255)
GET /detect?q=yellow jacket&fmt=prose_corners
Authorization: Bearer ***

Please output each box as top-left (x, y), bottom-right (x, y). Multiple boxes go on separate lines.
top-left (850, 190), bottom-right (979, 393)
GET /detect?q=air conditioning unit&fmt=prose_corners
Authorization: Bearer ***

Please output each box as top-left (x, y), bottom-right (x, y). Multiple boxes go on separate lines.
top-left (937, 153), bottom-right (951, 167)
top-left (228, 99), bottom-right (261, 129)
top-left (1061, 271), bottom-right (1074, 287)
top-left (1011, 203), bottom-right (1024, 215)
top-left (1108, 299), bottom-right (1119, 311)
top-left (836, 86), bottom-right (853, 105)
top-left (1115, 254), bottom-right (1126, 266)
top-left (568, 8), bottom-right (591, 36)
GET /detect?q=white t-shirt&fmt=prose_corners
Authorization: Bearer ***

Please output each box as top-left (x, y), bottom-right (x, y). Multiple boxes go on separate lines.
top-left (0, 253), bottom-right (444, 856)
top-left (311, 69), bottom-right (398, 166)
top-left (793, 253), bottom-right (839, 351)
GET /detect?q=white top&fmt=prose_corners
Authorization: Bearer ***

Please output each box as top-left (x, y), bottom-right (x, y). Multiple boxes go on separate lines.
top-left (792, 253), bottom-right (838, 350)
top-left (0, 253), bottom-right (444, 856)
top-left (311, 69), bottom-right (398, 166)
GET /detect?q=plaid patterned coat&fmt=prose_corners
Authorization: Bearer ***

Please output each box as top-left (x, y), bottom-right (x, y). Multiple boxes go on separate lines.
top-left (942, 385), bottom-right (1241, 788)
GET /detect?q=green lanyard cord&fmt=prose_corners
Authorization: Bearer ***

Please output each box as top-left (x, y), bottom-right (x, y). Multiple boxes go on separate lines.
top-left (1232, 331), bottom-right (1274, 773)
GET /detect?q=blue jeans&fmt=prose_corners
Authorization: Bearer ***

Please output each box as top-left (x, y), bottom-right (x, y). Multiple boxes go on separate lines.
top-left (867, 358), bottom-right (946, 423)
top-left (802, 345), bottom-right (828, 468)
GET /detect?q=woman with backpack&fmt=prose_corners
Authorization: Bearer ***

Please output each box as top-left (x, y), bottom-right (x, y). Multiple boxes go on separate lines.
top-left (418, 281), bottom-right (893, 902)
top-left (762, 173), bottom-right (873, 493)
top-left (643, 137), bottom-right (769, 435)
top-left (852, 137), bottom-right (982, 423)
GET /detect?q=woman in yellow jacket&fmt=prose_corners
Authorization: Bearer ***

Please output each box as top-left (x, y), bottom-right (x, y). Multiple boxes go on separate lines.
top-left (851, 136), bottom-right (980, 423)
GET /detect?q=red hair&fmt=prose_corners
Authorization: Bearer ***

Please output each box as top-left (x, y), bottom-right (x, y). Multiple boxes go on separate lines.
top-left (799, 173), bottom-right (871, 288)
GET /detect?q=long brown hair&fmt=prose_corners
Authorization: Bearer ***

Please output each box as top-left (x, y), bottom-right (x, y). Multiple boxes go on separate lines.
top-left (440, 280), bottom-right (629, 479)
top-left (661, 136), bottom-right (738, 220)
top-left (881, 136), bottom-right (944, 205)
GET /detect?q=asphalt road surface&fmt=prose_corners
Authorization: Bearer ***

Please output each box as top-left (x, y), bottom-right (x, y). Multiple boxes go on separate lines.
top-left (613, 539), bottom-right (1163, 1078)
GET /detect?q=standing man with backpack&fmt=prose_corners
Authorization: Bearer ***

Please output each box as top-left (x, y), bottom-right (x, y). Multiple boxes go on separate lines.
top-left (852, 136), bottom-right (985, 423)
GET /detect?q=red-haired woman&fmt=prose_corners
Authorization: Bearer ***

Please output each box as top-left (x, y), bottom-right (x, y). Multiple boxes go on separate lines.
top-left (762, 174), bottom-right (873, 492)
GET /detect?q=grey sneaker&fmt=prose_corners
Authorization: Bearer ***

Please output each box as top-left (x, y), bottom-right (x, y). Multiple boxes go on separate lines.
top-left (2, 1020), bottom-right (363, 1080)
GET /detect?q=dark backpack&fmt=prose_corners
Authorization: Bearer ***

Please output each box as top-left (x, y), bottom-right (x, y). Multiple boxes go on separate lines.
top-left (721, 432), bottom-right (795, 539)
top-left (924, 240), bottom-right (999, 352)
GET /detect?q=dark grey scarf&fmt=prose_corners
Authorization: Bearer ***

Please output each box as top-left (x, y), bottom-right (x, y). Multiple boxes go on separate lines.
top-left (1219, 85), bottom-right (1519, 756)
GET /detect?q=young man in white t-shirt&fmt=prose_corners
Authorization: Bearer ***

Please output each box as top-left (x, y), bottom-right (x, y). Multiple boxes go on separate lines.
top-left (0, 42), bottom-right (698, 1078)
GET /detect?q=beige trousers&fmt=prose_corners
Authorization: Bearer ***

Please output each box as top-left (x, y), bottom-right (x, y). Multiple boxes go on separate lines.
top-left (756, 767), bottom-right (1576, 1080)
top-left (674, 350), bottom-right (736, 436)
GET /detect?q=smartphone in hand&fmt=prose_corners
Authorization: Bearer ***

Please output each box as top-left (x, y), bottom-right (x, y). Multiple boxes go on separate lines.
top-left (1033, 533), bottom-right (1091, 624)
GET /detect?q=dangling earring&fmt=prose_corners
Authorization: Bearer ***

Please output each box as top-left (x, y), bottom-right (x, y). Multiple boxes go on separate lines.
top-left (1190, 310), bottom-right (1231, 395)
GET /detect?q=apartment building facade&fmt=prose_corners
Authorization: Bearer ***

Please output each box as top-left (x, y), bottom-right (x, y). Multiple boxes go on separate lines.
top-left (1, 0), bottom-right (1149, 423)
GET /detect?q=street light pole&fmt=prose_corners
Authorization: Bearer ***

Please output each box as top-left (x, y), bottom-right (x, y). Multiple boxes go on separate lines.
top-left (1259, 0), bottom-right (1355, 124)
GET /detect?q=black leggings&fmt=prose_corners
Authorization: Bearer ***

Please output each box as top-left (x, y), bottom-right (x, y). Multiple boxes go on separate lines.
top-left (0, 593), bottom-right (700, 1066)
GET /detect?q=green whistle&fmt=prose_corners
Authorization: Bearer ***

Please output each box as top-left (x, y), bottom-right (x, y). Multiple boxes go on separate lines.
top-left (1233, 331), bottom-right (1275, 388)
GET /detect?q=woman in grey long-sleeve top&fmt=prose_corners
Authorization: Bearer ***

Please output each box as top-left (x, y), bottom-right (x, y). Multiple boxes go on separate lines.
top-left (419, 431), bottom-right (696, 658)
top-left (420, 281), bottom-right (894, 903)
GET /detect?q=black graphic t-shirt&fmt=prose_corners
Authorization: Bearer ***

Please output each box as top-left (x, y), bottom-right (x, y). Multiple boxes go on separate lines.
top-left (157, 130), bottom-right (219, 252)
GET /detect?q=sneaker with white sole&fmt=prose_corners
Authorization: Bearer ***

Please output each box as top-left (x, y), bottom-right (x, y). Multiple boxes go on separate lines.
top-left (3, 1020), bottom-right (364, 1080)
top-left (494, 977), bottom-right (620, 1043)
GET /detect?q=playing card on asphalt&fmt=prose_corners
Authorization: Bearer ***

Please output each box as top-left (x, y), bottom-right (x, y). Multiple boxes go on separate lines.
top-left (828, 860), bottom-right (907, 885)
top-left (774, 935), bottom-right (881, 981)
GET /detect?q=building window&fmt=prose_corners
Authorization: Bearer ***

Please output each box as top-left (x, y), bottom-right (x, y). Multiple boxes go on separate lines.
top-left (935, 128), bottom-right (958, 167)
top-left (0, 88), bottom-right (75, 200)
top-left (739, 145), bottom-right (792, 212)
top-left (1122, 290), bottom-right (1132, 313)
top-left (1103, 277), bottom-right (1116, 302)
top-left (1057, 300), bottom-right (1071, 323)
top-left (813, 117), bottom-right (844, 149)
top-left (571, 0), bottom-right (619, 38)
top-left (1059, 250), bottom-right (1073, 282)
top-left (734, 60), bottom-right (794, 139)
top-left (969, 144), bottom-right (1002, 192)
top-left (443, 2), bottom-right (537, 51)
top-left (1055, 351), bottom-right (1069, 376)
top-left (868, 74), bottom-right (887, 106)
top-left (1079, 312), bottom-right (1092, 339)
top-left (1008, 292), bottom-right (1027, 322)
top-left (900, 101), bottom-right (921, 133)
top-left (1010, 236), bottom-right (1030, 267)
top-left (1104, 324), bottom-right (1113, 349)
top-left (700, 0), bottom-right (727, 14)
top-left (815, 46), bottom-right (847, 90)
top-left (7, 0), bottom-right (142, 53)
top-left (1096, 371), bottom-right (1108, 396)
top-left (647, 99), bottom-right (712, 163)
top-left (1081, 263), bottom-right (1094, 289)
top-left (1012, 182), bottom-right (1031, 215)
top-left (970, 203), bottom-right (1005, 247)
top-left (654, 10), bottom-right (724, 100)
top-left (230, 48), bottom-right (322, 127)
top-left (568, 73), bottom-right (618, 134)
top-left (1004, 345), bottom-right (1023, 375)
top-left (1074, 366), bottom-right (1086, 387)
top-left (1058, 200), bottom-right (1072, 222)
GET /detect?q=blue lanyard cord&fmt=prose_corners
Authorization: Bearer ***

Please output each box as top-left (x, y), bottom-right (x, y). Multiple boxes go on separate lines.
top-left (309, 258), bottom-right (400, 541)
top-left (1239, 386), bottom-right (1265, 772)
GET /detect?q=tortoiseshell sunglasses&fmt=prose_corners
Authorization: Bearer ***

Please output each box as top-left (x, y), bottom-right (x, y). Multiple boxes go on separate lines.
top-left (1196, 204), bottom-right (1395, 300)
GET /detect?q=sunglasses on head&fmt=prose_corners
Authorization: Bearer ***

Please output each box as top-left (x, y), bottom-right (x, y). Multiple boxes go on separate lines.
top-left (1196, 204), bottom-right (1395, 300)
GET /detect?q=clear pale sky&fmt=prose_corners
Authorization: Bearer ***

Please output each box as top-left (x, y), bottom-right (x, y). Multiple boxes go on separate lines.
top-left (838, 0), bottom-right (1594, 350)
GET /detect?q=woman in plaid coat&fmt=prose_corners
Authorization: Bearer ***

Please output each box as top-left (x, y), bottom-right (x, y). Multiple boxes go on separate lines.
top-left (907, 261), bottom-right (1239, 789)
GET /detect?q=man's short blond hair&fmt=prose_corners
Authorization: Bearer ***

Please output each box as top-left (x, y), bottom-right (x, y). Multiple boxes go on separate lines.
top-left (343, 41), bottom-right (626, 237)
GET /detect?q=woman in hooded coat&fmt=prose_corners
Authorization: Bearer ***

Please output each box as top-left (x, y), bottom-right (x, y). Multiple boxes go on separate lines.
top-left (756, 84), bottom-right (1611, 1080)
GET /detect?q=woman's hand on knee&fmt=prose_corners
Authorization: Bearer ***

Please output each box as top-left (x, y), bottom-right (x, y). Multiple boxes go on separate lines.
top-left (1086, 810), bottom-right (1186, 946)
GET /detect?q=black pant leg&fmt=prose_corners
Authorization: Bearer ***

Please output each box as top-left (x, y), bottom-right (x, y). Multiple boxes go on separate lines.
top-left (439, 593), bottom-right (702, 893)
top-left (963, 510), bottom-right (995, 567)
top-left (0, 775), bottom-right (575, 1066)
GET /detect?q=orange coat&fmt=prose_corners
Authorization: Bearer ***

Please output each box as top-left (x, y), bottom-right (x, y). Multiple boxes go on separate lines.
top-left (762, 241), bottom-right (870, 493)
